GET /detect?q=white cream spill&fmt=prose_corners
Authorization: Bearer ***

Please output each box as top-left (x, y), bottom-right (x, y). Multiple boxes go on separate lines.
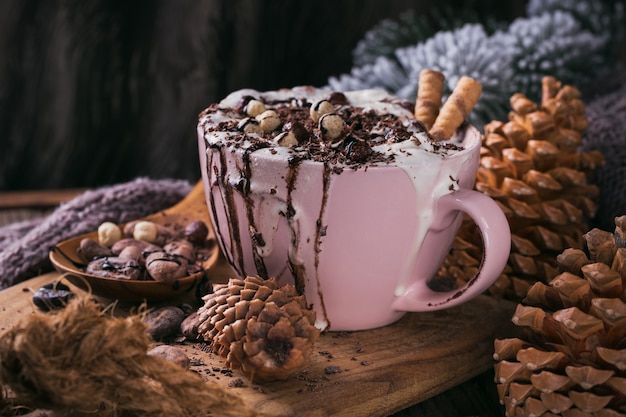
top-left (374, 138), bottom-right (461, 295)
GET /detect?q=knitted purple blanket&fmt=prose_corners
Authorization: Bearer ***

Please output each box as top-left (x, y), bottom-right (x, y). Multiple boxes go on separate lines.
top-left (581, 71), bottom-right (626, 231)
top-left (0, 178), bottom-right (192, 289)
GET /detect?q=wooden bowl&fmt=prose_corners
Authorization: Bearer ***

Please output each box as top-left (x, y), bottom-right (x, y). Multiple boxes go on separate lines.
top-left (49, 182), bottom-right (220, 302)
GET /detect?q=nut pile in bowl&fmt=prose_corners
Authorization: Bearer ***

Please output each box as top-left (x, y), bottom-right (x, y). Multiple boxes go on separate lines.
top-left (50, 216), bottom-right (218, 302)
top-left (80, 219), bottom-right (210, 283)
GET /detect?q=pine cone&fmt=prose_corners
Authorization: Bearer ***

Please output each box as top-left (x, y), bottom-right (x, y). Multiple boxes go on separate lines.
top-left (196, 276), bottom-right (320, 382)
top-left (493, 215), bottom-right (626, 417)
top-left (438, 76), bottom-right (605, 301)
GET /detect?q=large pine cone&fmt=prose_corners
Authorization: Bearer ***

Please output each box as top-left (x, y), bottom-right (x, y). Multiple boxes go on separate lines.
top-left (493, 215), bottom-right (626, 416)
top-left (438, 76), bottom-right (605, 301)
top-left (196, 276), bottom-right (320, 382)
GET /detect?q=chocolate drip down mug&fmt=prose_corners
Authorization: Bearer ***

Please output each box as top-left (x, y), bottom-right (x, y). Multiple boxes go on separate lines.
top-left (198, 87), bottom-right (511, 331)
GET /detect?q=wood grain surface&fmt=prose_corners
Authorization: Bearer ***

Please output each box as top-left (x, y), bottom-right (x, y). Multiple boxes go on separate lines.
top-left (0, 271), bottom-right (517, 417)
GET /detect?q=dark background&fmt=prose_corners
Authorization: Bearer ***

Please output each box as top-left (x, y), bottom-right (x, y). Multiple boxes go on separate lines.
top-left (0, 0), bottom-right (527, 191)
top-left (0, 3), bottom-right (622, 416)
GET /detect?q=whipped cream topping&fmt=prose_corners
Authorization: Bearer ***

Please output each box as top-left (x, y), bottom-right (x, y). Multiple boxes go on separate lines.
top-left (198, 86), bottom-right (465, 168)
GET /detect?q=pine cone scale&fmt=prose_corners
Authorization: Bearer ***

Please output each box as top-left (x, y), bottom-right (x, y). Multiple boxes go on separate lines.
top-left (495, 217), bottom-right (626, 416)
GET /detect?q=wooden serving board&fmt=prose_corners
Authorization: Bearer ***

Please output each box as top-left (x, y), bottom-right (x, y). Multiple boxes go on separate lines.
top-left (0, 270), bottom-right (518, 417)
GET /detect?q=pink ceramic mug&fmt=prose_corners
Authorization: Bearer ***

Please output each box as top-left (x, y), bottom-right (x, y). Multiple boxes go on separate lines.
top-left (198, 94), bottom-right (510, 331)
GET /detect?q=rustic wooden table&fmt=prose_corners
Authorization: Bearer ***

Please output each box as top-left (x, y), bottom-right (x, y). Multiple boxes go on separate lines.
top-left (0, 188), bottom-right (512, 416)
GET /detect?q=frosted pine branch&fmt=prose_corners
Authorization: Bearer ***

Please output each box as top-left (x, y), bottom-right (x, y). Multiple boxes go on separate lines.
top-left (327, 0), bottom-right (623, 128)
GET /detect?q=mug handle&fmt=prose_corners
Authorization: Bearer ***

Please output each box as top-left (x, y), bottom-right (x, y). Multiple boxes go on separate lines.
top-left (391, 188), bottom-right (510, 312)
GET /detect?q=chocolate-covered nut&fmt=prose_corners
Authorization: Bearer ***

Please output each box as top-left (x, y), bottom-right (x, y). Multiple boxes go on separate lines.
top-left (310, 99), bottom-right (334, 123)
top-left (97, 222), bottom-right (122, 247)
top-left (164, 239), bottom-right (195, 261)
top-left (148, 345), bottom-right (190, 370)
top-left (184, 220), bottom-right (209, 245)
top-left (146, 252), bottom-right (188, 283)
top-left (235, 95), bottom-right (255, 114)
top-left (345, 138), bottom-right (373, 163)
top-left (274, 131), bottom-right (298, 147)
top-left (78, 238), bottom-right (113, 261)
top-left (256, 109), bottom-right (281, 133)
top-left (86, 257), bottom-right (143, 280)
top-left (32, 281), bottom-right (75, 311)
top-left (319, 113), bottom-right (344, 140)
top-left (290, 97), bottom-right (309, 108)
top-left (143, 306), bottom-right (186, 341)
top-left (327, 91), bottom-right (348, 105)
top-left (282, 121), bottom-right (309, 144)
top-left (237, 117), bottom-right (262, 135)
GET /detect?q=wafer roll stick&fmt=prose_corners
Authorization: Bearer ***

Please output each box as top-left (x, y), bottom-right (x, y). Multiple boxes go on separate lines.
top-left (414, 69), bottom-right (445, 129)
top-left (430, 76), bottom-right (482, 141)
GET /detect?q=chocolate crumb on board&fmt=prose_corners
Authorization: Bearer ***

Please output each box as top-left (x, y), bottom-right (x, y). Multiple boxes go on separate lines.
top-left (228, 378), bottom-right (246, 388)
top-left (324, 365), bottom-right (341, 375)
top-left (318, 350), bottom-right (334, 360)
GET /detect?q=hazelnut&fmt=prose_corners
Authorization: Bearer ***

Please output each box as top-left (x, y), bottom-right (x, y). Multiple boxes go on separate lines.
top-left (184, 220), bottom-right (209, 245)
top-left (237, 117), bottom-right (262, 135)
top-left (256, 110), bottom-right (281, 133)
top-left (310, 99), bottom-right (334, 123)
top-left (274, 131), bottom-right (298, 147)
top-left (133, 221), bottom-right (158, 243)
top-left (319, 113), bottom-right (344, 139)
top-left (124, 221), bottom-right (174, 246)
top-left (245, 99), bottom-right (266, 117)
top-left (86, 257), bottom-right (143, 280)
top-left (97, 221), bottom-right (122, 247)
